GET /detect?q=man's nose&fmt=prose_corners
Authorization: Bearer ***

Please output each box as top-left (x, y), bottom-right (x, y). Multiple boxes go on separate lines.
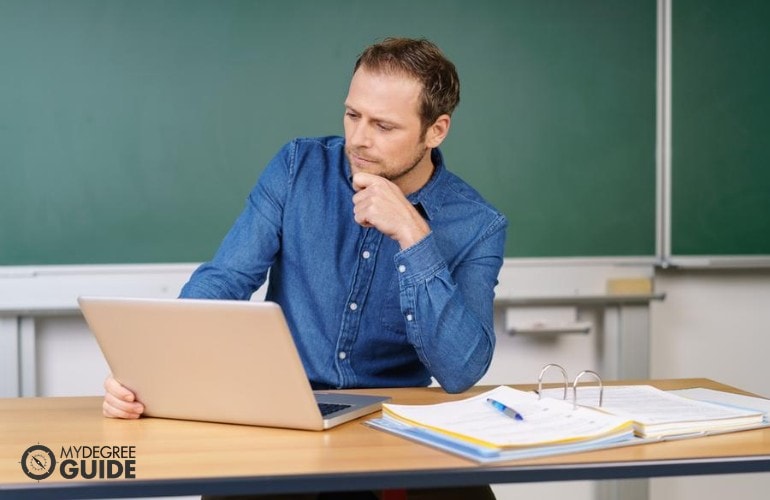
top-left (349, 121), bottom-right (372, 148)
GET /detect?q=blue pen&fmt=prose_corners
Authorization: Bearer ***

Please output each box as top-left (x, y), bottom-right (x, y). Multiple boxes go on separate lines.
top-left (486, 398), bottom-right (524, 421)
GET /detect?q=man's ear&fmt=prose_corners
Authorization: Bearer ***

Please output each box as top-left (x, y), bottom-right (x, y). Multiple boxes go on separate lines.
top-left (425, 114), bottom-right (451, 149)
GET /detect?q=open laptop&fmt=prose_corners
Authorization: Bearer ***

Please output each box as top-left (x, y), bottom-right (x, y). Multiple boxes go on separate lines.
top-left (78, 296), bottom-right (390, 430)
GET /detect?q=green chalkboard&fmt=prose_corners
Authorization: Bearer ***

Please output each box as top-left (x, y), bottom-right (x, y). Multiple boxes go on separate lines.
top-left (0, 0), bottom-right (657, 265)
top-left (671, 0), bottom-right (770, 257)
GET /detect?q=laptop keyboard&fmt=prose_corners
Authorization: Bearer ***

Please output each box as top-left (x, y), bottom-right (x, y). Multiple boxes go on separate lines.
top-left (318, 402), bottom-right (351, 416)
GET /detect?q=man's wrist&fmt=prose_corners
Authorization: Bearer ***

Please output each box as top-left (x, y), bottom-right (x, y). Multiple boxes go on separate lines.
top-left (397, 219), bottom-right (431, 250)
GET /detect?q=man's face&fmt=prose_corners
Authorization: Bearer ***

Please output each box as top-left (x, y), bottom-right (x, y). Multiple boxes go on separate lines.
top-left (343, 67), bottom-right (433, 192)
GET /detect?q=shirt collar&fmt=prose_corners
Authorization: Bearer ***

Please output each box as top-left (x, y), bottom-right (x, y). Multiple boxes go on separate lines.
top-left (406, 148), bottom-right (446, 221)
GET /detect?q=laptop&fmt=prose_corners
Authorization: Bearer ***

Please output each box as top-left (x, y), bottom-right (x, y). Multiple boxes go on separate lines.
top-left (78, 296), bottom-right (390, 430)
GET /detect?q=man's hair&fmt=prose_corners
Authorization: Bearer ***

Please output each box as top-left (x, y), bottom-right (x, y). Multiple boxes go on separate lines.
top-left (354, 38), bottom-right (460, 131)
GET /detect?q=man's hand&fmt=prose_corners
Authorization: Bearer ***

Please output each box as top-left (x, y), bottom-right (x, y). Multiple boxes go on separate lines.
top-left (103, 375), bottom-right (144, 419)
top-left (352, 172), bottom-right (430, 249)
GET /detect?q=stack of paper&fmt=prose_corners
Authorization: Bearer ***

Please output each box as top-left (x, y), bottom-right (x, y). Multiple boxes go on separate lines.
top-left (670, 387), bottom-right (770, 421)
top-left (367, 385), bottom-right (767, 463)
top-left (366, 386), bottom-right (636, 462)
top-left (539, 385), bottom-right (765, 439)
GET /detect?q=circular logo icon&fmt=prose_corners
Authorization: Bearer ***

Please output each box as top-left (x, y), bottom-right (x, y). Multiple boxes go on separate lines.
top-left (20, 444), bottom-right (57, 481)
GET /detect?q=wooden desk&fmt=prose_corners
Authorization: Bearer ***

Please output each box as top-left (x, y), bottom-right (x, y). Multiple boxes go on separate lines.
top-left (2, 379), bottom-right (770, 499)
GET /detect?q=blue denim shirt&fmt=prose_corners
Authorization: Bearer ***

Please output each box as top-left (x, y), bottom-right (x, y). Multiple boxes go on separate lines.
top-left (180, 136), bottom-right (507, 393)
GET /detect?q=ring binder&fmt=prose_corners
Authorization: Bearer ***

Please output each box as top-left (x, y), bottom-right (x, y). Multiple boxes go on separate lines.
top-left (537, 363), bottom-right (568, 400)
top-left (573, 370), bottom-right (603, 409)
top-left (537, 364), bottom-right (604, 410)
top-left (367, 373), bottom-right (769, 463)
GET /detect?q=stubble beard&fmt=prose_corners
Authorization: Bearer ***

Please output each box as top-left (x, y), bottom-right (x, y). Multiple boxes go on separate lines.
top-left (346, 145), bottom-right (429, 184)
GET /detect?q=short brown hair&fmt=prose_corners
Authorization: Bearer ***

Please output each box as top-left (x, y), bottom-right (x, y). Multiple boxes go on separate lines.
top-left (354, 38), bottom-right (460, 131)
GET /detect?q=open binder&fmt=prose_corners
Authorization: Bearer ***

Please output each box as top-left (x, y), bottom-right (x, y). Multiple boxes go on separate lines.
top-left (365, 365), bottom-right (768, 463)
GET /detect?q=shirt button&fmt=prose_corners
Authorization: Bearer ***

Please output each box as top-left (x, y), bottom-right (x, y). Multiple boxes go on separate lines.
top-left (338, 351), bottom-right (347, 360)
top-left (349, 302), bottom-right (358, 311)
top-left (406, 314), bottom-right (414, 321)
top-left (362, 250), bottom-right (371, 259)
top-left (398, 265), bottom-right (406, 273)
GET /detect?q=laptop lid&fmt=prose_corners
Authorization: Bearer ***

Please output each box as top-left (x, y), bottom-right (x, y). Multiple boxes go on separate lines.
top-left (78, 296), bottom-right (390, 431)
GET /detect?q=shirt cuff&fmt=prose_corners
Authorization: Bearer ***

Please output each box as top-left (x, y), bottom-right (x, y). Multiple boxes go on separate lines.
top-left (393, 232), bottom-right (446, 285)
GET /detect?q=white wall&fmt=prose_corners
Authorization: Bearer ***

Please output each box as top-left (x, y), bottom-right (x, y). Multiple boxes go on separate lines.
top-left (651, 268), bottom-right (770, 396)
top-left (649, 268), bottom-right (770, 499)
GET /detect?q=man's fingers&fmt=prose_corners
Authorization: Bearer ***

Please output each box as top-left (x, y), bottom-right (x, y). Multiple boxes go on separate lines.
top-left (103, 392), bottom-right (144, 419)
top-left (104, 375), bottom-right (134, 401)
top-left (353, 201), bottom-right (374, 227)
top-left (103, 375), bottom-right (144, 419)
top-left (351, 172), bottom-right (382, 192)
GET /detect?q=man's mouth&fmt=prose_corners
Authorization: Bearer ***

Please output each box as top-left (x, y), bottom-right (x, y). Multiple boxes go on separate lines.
top-left (348, 150), bottom-right (378, 166)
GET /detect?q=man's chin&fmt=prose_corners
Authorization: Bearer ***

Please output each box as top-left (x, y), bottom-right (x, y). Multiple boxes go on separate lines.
top-left (349, 160), bottom-right (381, 176)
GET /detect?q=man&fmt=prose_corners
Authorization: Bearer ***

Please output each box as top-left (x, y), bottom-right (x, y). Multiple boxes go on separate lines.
top-left (103, 37), bottom-right (506, 499)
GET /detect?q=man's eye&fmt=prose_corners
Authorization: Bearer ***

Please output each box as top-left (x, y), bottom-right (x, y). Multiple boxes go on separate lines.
top-left (345, 111), bottom-right (359, 119)
top-left (377, 123), bottom-right (393, 131)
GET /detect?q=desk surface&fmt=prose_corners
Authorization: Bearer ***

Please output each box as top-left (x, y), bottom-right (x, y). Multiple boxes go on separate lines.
top-left (2, 379), bottom-right (770, 499)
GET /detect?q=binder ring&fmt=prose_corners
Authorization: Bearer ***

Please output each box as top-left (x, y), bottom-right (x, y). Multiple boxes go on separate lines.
top-left (572, 370), bottom-right (604, 409)
top-left (537, 363), bottom-right (569, 400)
